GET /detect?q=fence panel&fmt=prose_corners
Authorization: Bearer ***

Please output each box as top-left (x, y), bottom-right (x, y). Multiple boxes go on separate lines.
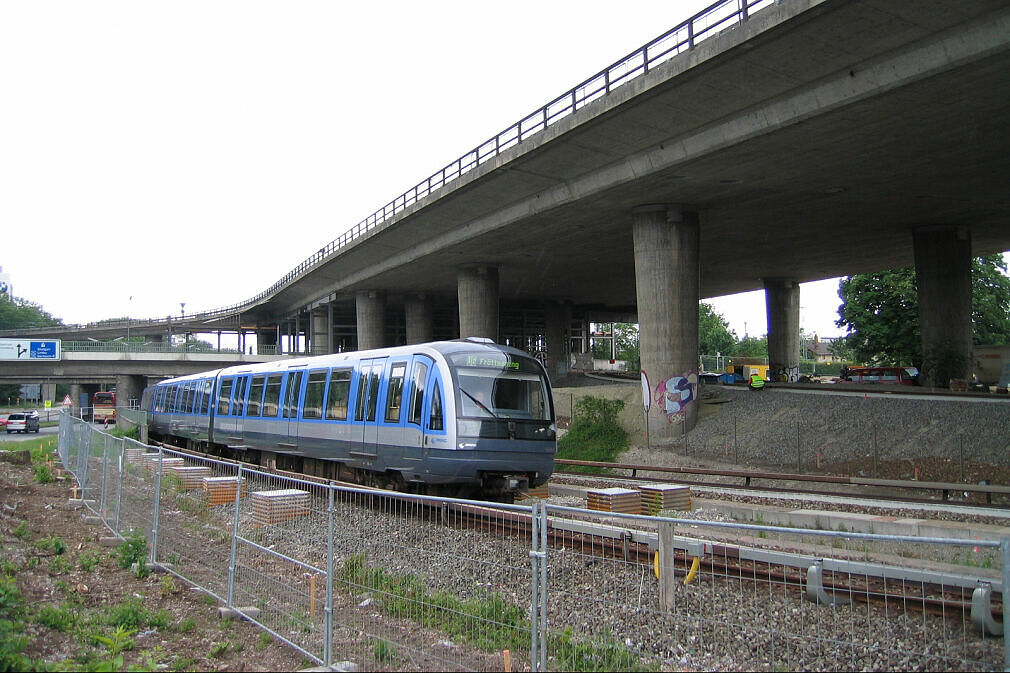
top-left (541, 504), bottom-right (1005, 671)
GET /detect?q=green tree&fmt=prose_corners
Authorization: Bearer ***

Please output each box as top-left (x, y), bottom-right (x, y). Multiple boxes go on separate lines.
top-left (732, 334), bottom-right (768, 358)
top-left (0, 294), bottom-right (62, 331)
top-left (699, 302), bottom-right (736, 355)
top-left (835, 254), bottom-right (1010, 365)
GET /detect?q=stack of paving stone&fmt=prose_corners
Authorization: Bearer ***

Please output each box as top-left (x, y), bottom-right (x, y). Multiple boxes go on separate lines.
top-left (202, 476), bottom-right (247, 505)
top-left (169, 465), bottom-right (212, 490)
top-left (145, 455), bottom-right (184, 473)
top-left (586, 487), bottom-right (642, 514)
top-left (639, 484), bottom-right (691, 514)
top-left (124, 447), bottom-right (145, 465)
top-left (251, 489), bottom-right (311, 526)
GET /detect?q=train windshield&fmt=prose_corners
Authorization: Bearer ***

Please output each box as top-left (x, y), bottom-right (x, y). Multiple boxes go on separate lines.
top-left (448, 350), bottom-right (555, 441)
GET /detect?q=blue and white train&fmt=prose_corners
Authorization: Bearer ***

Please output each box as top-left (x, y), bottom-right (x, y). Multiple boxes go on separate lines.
top-left (141, 338), bottom-right (556, 500)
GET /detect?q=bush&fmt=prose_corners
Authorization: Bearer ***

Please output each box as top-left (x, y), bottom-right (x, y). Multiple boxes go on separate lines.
top-left (556, 396), bottom-right (628, 471)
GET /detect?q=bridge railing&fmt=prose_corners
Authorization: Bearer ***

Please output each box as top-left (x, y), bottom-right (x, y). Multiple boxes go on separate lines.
top-left (9, 0), bottom-right (775, 339)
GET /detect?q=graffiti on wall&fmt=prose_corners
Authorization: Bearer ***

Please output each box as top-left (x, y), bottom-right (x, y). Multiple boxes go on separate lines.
top-left (642, 371), bottom-right (698, 422)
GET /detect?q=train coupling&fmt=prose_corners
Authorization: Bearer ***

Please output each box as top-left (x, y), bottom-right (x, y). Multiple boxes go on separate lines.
top-left (482, 473), bottom-right (529, 496)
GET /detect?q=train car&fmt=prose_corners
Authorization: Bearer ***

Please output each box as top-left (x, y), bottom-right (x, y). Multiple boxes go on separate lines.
top-left (93, 391), bottom-right (117, 424)
top-left (142, 339), bottom-right (556, 500)
top-left (839, 365), bottom-right (920, 386)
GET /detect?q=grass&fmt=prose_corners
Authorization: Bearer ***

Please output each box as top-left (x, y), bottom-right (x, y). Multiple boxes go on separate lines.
top-left (556, 396), bottom-right (628, 473)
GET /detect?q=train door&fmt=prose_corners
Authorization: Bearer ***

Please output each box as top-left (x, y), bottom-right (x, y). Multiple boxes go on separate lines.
top-left (406, 356), bottom-right (433, 449)
top-left (421, 364), bottom-right (447, 451)
top-left (282, 370), bottom-right (305, 444)
top-left (353, 358), bottom-right (385, 457)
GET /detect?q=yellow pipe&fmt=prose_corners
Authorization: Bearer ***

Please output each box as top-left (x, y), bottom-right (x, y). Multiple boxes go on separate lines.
top-left (683, 557), bottom-right (700, 585)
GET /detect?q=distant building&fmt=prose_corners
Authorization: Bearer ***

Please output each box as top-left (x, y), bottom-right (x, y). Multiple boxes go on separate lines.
top-left (0, 266), bottom-right (10, 297)
top-left (805, 334), bottom-right (838, 363)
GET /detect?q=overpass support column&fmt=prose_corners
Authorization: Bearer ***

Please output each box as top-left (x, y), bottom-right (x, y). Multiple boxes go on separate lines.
top-left (70, 383), bottom-right (82, 418)
top-left (405, 294), bottom-right (433, 345)
top-left (545, 302), bottom-right (571, 379)
top-left (914, 225), bottom-right (973, 388)
top-left (458, 265), bottom-right (499, 342)
top-left (356, 291), bottom-right (386, 351)
top-left (311, 306), bottom-right (330, 355)
top-left (115, 375), bottom-right (147, 409)
top-left (764, 278), bottom-right (800, 382)
top-left (633, 205), bottom-right (699, 438)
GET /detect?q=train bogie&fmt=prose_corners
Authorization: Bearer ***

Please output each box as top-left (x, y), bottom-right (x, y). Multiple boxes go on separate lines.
top-left (142, 340), bottom-right (556, 499)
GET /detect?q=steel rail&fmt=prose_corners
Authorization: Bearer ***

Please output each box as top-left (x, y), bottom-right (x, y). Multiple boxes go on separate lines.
top-left (555, 459), bottom-right (1010, 507)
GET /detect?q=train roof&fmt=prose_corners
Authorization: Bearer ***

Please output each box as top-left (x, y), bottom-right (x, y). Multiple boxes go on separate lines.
top-left (148, 339), bottom-right (538, 387)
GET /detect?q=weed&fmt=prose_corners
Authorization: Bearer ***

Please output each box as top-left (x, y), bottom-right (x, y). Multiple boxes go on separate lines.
top-left (177, 617), bottom-right (197, 633)
top-left (373, 638), bottom-right (396, 663)
top-left (78, 550), bottom-right (102, 572)
top-left (0, 560), bottom-right (18, 577)
top-left (159, 575), bottom-right (175, 598)
top-left (113, 531), bottom-right (147, 571)
top-left (33, 536), bottom-right (67, 556)
top-left (36, 604), bottom-right (76, 632)
top-left (256, 631), bottom-right (272, 650)
top-left (102, 597), bottom-right (151, 630)
top-left (48, 556), bottom-right (71, 575)
top-left (209, 641), bottom-right (229, 658)
top-left (12, 521), bottom-right (30, 542)
top-left (32, 463), bottom-right (53, 484)
top-left (556, 396), bottom-right (628, 472)
top-left (172, 656), bottom-right (196, 671)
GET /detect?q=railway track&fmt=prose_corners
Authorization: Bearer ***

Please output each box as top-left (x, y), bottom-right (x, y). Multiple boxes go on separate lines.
top-left (149, 438), bottom-right (1007, 638)
top-left (554, 458), bottom-right (1010, 508)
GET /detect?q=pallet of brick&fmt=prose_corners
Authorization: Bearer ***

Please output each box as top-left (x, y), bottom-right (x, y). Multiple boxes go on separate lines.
top-left (146, 456), bottom-right (184, 473)
top-left (251, 489), bottom-right (310, 525)
top-left (202, 476), bottom-right (247, 505)
top-left (124, 447), bottom-right (146, 465)
top-left (586, 487), bottom-right (641, 514)
top-left (169, 465), bottom-right (212, 490)
top-left (640, 484), bottom-right (691, 514)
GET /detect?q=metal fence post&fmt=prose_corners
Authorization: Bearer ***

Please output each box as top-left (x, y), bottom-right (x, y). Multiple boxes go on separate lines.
top-left (151, 446), bottom-right (163, 566)
top-left (100, 433), bottom-right (110, 519)
top-left (1002, 537), bottom-right (1010, 670)
top-left (227, 464), bottom-right (243, 609)
top-left (114, 439), bottom-right (125, 533)
top-left (529, 501), bottom-right (542, 672)
top-left (537, 503), bottom-right (548, 672)
top-left (325, 485), bottom-right (335, 667)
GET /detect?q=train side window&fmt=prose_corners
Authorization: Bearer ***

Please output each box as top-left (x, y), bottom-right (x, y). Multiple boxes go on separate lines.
top-left (263, 374), bottom-right (282, 417)
top-left (181, 383), bottom-right (192, 413)
top-left (167, 386), bottom-right (177, 413)
top-left (407, 362), bottom-right (428, 425)
top-left (384, 363), bottom-right (406, 423)
top-left (325, 369), bottom-right (351, 420)
top-left (201, 379), bottom-right (214, 415)
top-left (232, 377), bottom-right (248, 416)
top-left (283, 371), bottom-right (304, 419)
top-left (247, 375), bottom-right (265, 417)
top-left (366, 364), bottom-right (381, 422)
top-left (354, 368), bottom-right (368, 422)
top-left (218, 378), bottom-right (234, 416)
top-left (429, 382), bottom-right (443, 431)
top-left (303, 370), bottom-right (327, 419)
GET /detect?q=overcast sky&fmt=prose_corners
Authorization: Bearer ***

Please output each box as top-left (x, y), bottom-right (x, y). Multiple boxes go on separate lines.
top-left (5, 0), bottom-right (991, 342)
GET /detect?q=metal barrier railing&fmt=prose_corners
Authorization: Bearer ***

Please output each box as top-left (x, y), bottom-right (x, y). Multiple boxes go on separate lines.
top-left (57, 412), bottom-right (1010, 670)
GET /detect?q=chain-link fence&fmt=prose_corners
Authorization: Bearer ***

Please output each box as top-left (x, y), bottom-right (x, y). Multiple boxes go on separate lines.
top-left (58, 414), bottom-right (1010, 670)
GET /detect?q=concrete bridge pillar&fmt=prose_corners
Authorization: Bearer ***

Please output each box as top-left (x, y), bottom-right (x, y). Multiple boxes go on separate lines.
top-left (69, 383), bottom-right (82, 418)
top-left (764, 278), bottom-right (800, 382)
top-left (115, 374), bottom-right (147, 409)
top-left (405, 294), bottom-right (433, 345)
top-left (457, 265), bottom-right (499, 342)
top-left (311, 306), bottom-right (330, 355)
top-left (544, 302), bottom-right (570, 379)
top-left (633, 205), bottom-right (700, 438)
top-left (257, 327), bottom-right (278, 355)
top-left (914, 225), bottom-right (973, 388)
top-left (356, 291), bottom-right (386, 351)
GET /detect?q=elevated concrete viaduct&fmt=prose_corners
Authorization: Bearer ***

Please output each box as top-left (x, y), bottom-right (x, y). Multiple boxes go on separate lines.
top-left (7, 0), bottom-right (1010, 438)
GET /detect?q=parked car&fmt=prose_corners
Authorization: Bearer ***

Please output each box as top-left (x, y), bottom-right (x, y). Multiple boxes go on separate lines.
top-left (5, 411), bottom-right (40, 433)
